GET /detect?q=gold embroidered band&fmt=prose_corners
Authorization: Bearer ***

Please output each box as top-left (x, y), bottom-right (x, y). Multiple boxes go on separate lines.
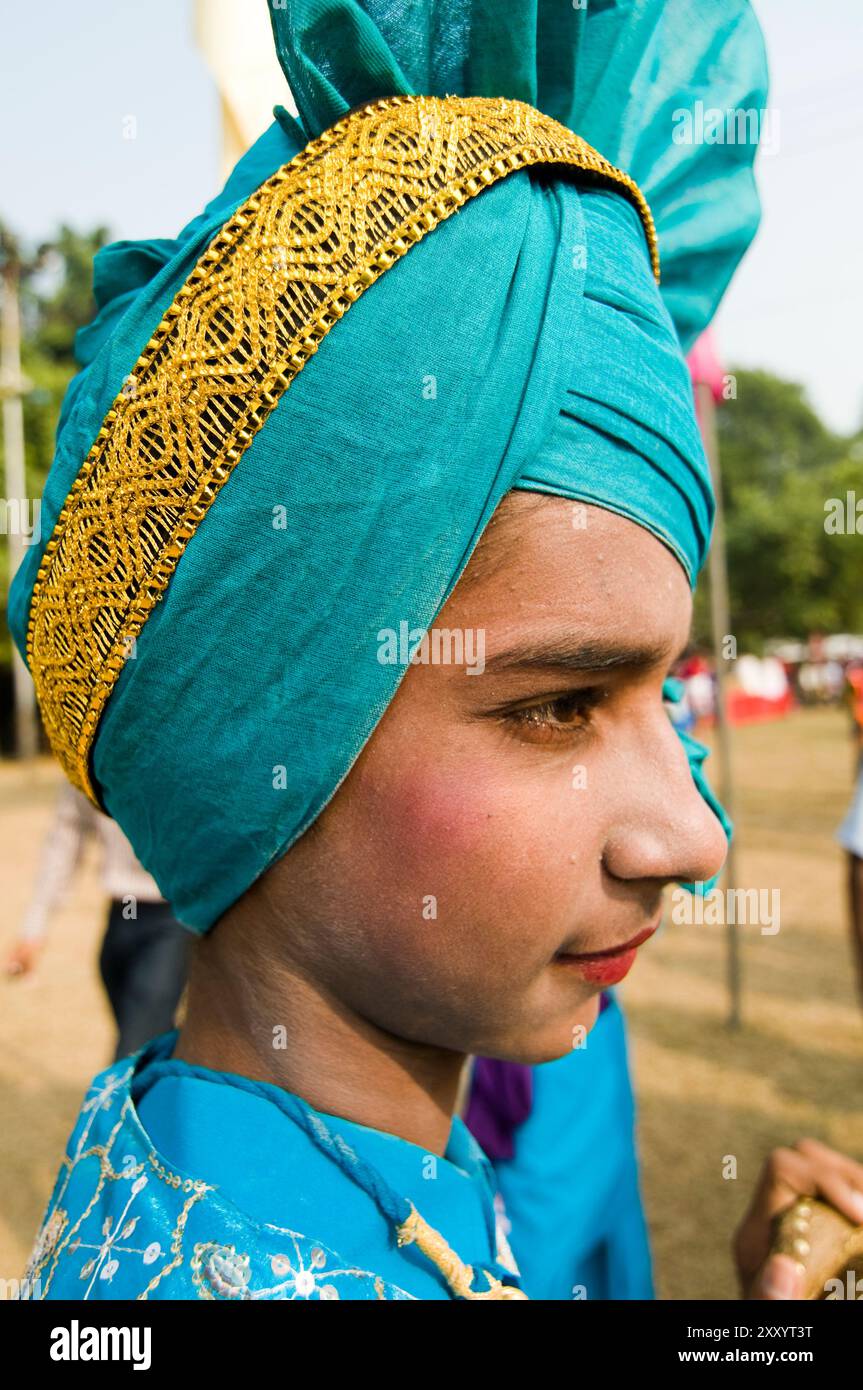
top-left (26, 94), bottom-right (659, 803)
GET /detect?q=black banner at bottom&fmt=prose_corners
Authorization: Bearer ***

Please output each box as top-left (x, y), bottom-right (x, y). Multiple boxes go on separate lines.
top-left (3, 1295), bottom-right (859, 1374)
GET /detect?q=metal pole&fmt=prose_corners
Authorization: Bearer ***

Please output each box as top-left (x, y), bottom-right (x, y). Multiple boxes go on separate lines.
top-left (695, 381), bottom-right (742, 1031)
top-left (1, 257), bottom-right (39, 758)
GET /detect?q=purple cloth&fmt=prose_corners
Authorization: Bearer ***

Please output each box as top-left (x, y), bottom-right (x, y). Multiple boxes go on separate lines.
top-left (464, 1058), bottom-right (533, 1161)
top-left (465, 991), bottom-right (612, 1159)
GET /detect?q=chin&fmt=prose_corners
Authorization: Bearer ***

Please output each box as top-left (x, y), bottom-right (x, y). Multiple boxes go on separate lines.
top-left (474, 996), bottom-right (602, 1066)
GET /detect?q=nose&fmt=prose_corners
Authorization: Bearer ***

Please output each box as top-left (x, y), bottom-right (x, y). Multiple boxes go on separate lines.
top-left (601, 710), bottom-right (729, 887)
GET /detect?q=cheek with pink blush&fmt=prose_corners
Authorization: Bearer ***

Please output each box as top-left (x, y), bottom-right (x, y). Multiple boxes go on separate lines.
top-left (359, 763), bottom-right (586, 946)
top-left (370, 764), bottom-right (509, 864)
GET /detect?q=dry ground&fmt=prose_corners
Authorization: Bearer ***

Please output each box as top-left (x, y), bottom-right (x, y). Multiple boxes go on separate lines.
top-left (624, 707), bottom-right (863, 1297)
top-left (1, 708), bottom-right (861, 1298)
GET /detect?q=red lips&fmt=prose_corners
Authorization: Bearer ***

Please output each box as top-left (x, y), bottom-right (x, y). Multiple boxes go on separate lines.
top-left (554, 921), bottom-right (659, 986)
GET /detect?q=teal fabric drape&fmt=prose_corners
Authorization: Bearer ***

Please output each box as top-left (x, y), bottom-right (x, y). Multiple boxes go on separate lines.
top-left (9, 0), bottom-right (765, 929)
top-left (274, 0), bottom-right (768, 351)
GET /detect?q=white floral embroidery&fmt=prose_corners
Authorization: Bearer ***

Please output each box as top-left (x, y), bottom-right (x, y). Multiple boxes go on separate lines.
top-left (21, 1051), bottom-right (416, 1301)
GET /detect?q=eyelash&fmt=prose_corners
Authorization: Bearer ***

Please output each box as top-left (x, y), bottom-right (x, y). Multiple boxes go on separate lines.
top-left (501, 688), bottom-right (605, 742)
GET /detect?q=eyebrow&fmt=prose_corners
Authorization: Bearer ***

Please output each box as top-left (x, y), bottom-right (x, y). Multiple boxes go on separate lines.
top-left (481, 633), bottom-right (690, 677)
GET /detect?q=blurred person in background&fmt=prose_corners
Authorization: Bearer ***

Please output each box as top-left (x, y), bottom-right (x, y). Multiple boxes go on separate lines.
top-left (5, 781), bottom-right (189, 1060)
top-left (844, 661), bottom-right (863, 761)
top-left (838, 660), bottom-right (863, 1008)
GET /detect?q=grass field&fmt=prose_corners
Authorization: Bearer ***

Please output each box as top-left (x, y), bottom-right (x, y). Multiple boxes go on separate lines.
top-left (1, 707), bottom-right (862, 1298)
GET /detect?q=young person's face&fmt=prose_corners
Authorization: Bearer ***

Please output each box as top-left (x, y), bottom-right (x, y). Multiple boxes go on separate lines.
top-left (262, 494), bottom-right (727, 1063)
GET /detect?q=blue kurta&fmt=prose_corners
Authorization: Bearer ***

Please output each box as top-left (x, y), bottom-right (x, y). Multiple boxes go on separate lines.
top-left (491, 990), bottom-right (654, 1299)
top-left (20, 1032), bottom-right (522, 1301)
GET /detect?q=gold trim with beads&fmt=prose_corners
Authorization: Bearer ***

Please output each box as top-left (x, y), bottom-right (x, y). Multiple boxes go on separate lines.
top-left (25, 93), bottom-right (659, 803)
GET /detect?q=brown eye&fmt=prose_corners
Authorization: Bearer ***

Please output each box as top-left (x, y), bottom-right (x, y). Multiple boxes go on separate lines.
top-left (505, 688), bottom-right (601, 741)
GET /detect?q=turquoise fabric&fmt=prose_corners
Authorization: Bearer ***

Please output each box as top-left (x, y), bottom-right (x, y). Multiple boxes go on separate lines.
top-left (20, 1031), bottom-right (520, 1300)
top-left (493, 991), bottom-right (654, 1299)
top-left (275, 0), bottom-right (768, 352)
top-left (22, 1004), bottom-right (653, 1302)
top-left (8, 0), bottom-right (764, 929)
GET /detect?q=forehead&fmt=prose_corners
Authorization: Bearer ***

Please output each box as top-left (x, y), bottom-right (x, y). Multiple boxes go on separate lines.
top-left (449, 492), bottom-right (692, 652)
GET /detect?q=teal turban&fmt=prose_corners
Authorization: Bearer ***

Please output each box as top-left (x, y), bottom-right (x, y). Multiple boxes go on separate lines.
top-left (9, 0), bottom-right (767, 930)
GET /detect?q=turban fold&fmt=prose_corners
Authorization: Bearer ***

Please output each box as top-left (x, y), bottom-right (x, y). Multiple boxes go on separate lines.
top-left (9, 0), bottom-right (767, 930)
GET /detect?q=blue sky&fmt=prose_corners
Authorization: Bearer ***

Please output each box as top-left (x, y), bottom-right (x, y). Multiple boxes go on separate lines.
top-left (716, 0), bottom-right (863, 436)
top-left (1, 1), bottom-right (220, 244)
top-left (2, 0), bottom-right (860, 434)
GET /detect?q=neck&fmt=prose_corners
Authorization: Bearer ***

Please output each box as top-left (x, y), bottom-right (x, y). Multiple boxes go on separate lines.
top-left (173, 928), bottom-right (468, 1157)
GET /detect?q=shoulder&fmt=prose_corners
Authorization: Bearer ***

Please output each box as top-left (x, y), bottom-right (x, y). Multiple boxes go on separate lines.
top-left (21, 1051), bottom-right (415, 1302)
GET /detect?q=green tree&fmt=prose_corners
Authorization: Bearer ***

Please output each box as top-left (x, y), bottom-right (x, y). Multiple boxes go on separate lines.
top-left (694, 369), bottom-right (862, 650)
top-left (0, 223), bottom-right (109, 675)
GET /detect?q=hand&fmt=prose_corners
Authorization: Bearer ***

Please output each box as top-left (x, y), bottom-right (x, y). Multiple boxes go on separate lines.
top-left (734, 1138), bottom-right (863, 1299)
top-left (4, 939), bottom-right (43, 978)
